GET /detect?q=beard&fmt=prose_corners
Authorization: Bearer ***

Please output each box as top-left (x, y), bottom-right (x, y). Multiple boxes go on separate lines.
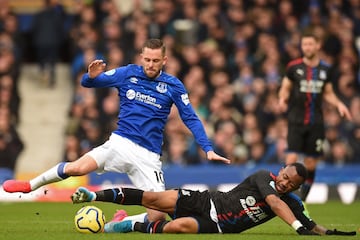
top-left (303, 51), bottom-right (316, 60)
top-left (144, 68), bottom-right (160, 78)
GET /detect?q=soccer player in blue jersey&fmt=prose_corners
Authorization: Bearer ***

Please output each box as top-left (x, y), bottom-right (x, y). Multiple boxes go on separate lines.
top-left (278, 32), bottom-right (352, 201)
top-left (4, 39), bottom-right (230, 222)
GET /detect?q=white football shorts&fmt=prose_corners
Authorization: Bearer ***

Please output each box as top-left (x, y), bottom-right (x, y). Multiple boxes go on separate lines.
top-left (86, 133), bottom-right (165, 192)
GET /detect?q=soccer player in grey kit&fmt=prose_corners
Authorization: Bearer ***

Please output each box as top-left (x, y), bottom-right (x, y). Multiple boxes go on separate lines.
top-left (4, 39), bottom-right (230, 223)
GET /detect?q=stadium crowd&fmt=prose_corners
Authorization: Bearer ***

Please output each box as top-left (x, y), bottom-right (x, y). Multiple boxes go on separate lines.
top-left (0, 0), bottom-right (360, 177)
top-left (0, 1), bottom-right (24, 183)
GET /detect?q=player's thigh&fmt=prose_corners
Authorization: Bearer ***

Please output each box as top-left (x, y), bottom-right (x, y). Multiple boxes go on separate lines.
top-left (125, 144), bottom-right (165, 192)
top-left (127, 154), bottom-right (165, 192)
top-left (304, 125), bottom-right (325, 156)
top-left (287, 124), bottom-right (304, 152)
top-left (175, 189), bottom-right (212, 218)
top-left (164, 217), bottom-right (218, 233)
top-left (88, 134), bottom-right (148, 175)
top-left (194, 216), bottom-right (219, 233)
top-left (146, 208), bottom-right (167, 222)
top-left (65, 154), bottom-right (98, 175)
top-left (94, 134), bottom-right (165, 192)
top-left (173, 190), bottom-right (220, 232)
top-left (85, 137), bottom-right (119, 173)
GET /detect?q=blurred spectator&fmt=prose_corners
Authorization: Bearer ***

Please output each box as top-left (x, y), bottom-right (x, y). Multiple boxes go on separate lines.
top-left (0, 33), bottom-right (16, 77)
top-left (69, 3), bottom-right (98, 53)
top-left (211, 119), bottom-right (241, 163)
top-left (0, 74), bottom-right (20, 124)
top-left (325, 139), bottom-right (353, 167)
top-left (63, 134), bottom-right (81, 162)
top-left (165, 133), bottom-right (188, 166)
top-left (149, 0), bottom-right (176, 39)
top-left (71, 46), bottom-right (103, 83)
top-left (349, 126), bottom-right (360, 163)
top-left (1, 11), bottom-right (23, 78)
top-left (0, 106), bottom-right (24, 184)
top-left (31, 0), bottom-right (66, 88)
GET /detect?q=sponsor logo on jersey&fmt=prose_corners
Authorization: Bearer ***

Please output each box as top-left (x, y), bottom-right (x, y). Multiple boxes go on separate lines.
top-left (240, 198), bottom-right (267, 223)
top-left (104, 69), bottom-right (116, 76)
top-left (126, 89), bottom-right (136, 100)
top-left (299, 79), bottom-right (324, 93)
top-left (126, 89), bottom-right (162, 109)
top-left (156, 82), bottom-right (167, 93)
top-left (245, 196), bottom-right (256, 206)
top-left (181, 93), bottom-right (190, 105)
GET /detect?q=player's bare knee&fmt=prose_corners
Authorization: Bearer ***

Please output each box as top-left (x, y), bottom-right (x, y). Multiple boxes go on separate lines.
top-left (65, 155), bottom-right (98, 175)
top-left (163, 221), bottom-right (186, 233)
top-left (146, 209), bottom-right (166, 222)
top-left (64, 162), bottom-right (88, 175)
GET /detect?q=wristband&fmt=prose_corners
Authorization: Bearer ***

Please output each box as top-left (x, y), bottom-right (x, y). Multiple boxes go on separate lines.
top-left (291, 220), bottom-right (303, 231)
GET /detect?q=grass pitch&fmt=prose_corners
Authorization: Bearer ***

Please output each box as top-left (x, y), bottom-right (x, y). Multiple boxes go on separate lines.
top-left (1, 201), bottom-right (359, 240)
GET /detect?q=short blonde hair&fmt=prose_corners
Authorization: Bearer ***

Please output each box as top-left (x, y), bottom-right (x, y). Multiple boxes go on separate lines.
top-left (142, 39), bottom-right (166, 56)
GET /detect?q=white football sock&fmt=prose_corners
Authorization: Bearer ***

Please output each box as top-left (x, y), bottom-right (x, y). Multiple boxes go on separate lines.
top-left (123, 213), bottom-right (148, 223)
top-left (30, 162), bottom-right (69, 190)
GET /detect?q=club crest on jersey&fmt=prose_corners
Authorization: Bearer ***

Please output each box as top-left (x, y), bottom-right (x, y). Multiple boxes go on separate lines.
top-left (104, 69), bottom-right (116, 76)
top-left (296, 69), bottom-right (304, 76)
top-left (156, 82), bottom-right (167, 93)
top-left (319, 70), bottom-right (327, 80)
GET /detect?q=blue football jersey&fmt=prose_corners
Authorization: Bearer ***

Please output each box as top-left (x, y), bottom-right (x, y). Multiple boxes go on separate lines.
top-left (81, 64), bottom-right (213, 155)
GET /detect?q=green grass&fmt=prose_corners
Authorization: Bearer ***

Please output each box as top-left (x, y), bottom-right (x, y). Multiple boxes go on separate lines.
top-left (1, 201), bottom-right (359, 240)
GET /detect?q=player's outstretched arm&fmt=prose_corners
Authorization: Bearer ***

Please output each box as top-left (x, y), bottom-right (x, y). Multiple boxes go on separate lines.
top-left (206, 151), bottom-right (231, 164)
top-left (265, 194), bottom-right (318, 235)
